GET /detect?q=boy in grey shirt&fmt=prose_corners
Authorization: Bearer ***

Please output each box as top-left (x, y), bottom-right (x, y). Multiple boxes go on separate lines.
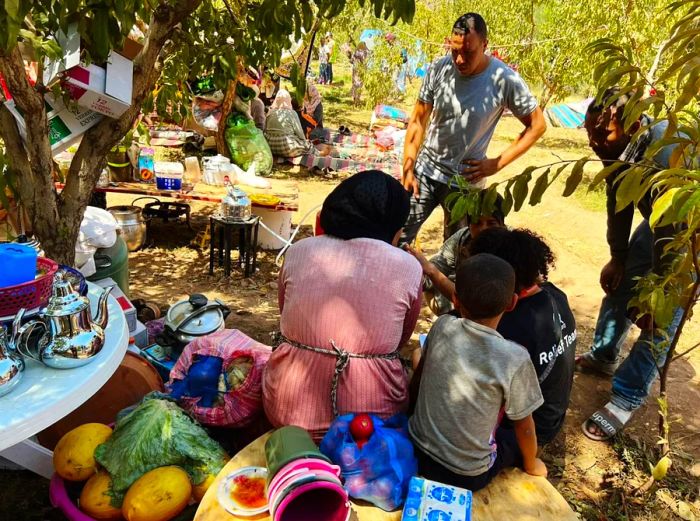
top-left (409, 253), bottom-right (546, 490)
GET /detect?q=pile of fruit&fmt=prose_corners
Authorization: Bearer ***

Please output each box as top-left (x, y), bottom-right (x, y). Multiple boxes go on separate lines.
top-left (53, 395), bottom-right (228, 521)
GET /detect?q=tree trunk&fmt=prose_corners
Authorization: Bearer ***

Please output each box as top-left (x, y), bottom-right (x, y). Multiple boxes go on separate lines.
top-left (0, 0), bottom-right (204, 265)
top-left (216, 80), bottom-right (239, 157)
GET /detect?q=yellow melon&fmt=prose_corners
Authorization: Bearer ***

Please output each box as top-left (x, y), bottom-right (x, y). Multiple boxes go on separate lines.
top-left (80, 471), bottom-right (123, 520)
top-left (122, 466), bottom-right (192, 521)
top-left (192, 473), bottom-right (216, 502)
top-left (53, 423), bottom-right (113, 481)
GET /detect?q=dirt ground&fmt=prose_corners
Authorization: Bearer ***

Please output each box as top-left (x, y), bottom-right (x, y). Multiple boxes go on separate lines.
top-left (2, 110), bottom-right (698, 519)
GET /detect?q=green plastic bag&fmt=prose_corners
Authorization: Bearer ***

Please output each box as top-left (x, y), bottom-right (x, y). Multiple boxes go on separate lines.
top-left (225, 112), bottom-right (273, 175)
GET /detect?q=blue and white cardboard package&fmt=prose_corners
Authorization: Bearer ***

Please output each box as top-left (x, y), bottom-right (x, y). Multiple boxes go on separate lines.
top-left (401, 476), bottom-right (472, 521)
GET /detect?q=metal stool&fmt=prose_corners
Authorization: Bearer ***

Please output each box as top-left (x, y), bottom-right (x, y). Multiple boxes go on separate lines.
top-left (209, 216), bottom-right (260, 278)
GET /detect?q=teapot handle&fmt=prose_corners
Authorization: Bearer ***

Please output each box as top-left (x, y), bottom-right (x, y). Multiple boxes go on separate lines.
top-left (16, 320), bottom-right (48, 362)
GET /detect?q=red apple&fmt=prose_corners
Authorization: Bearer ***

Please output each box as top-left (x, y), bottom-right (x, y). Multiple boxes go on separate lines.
top-left (349, 413), bottom-right (374, 447)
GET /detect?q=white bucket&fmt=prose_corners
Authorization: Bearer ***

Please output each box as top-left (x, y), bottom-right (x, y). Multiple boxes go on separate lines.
top-left (254, 208), bottom-right (293, 250)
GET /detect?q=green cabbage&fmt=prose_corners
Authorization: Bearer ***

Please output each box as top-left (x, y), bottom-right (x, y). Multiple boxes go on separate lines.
top-left (94, 393), bottom-right (227, 505)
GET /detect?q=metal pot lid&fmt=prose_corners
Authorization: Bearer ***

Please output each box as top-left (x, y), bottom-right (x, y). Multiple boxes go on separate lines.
top-left (166, 294), bottom-right (225, 336)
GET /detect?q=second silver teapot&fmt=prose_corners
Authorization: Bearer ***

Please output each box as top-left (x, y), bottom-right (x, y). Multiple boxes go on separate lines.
top-left (15, 274), bottom-right (112, 369)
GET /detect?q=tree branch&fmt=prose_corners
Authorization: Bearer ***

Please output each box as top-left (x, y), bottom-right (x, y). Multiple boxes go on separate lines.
top-left (61, 0), bottom-right (204, 215)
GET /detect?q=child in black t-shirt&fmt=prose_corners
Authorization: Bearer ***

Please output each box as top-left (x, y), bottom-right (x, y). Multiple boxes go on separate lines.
top-left (469, 227), bottom-right (577, 444)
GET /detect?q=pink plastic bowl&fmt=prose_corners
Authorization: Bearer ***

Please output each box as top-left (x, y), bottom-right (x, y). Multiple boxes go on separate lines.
top-left (269, 458), bottom-right (341, 501)
top-left (272, 480), bottom-right (350, 521)
top-left (49, 474), bottom-right (98, 521)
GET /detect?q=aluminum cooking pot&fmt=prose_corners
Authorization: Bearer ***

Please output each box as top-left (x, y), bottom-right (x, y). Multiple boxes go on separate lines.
top-left (107, 205), bottom-right (147, 251)
top-left (161, 294), bottom-right (230, 349)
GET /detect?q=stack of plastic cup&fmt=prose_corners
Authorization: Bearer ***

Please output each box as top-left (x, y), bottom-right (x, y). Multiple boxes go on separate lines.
top-left (265, 426), bottom-right (351, 521)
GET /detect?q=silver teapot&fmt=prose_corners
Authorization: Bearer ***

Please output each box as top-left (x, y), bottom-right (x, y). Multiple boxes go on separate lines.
top-left (0, 315), bottom-right (25, 398)
top-left (14, 274), bottom-right (112, 369)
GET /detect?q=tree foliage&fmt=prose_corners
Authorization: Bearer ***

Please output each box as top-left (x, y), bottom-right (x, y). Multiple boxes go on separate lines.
top-left (0, 0), bottom-right (415, 264)
top-left (448, 0), bottom-right (700, 469)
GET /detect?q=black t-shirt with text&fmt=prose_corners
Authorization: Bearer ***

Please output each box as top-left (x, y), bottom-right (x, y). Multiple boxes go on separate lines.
top-left (497, 283), bottom-right (577, 444)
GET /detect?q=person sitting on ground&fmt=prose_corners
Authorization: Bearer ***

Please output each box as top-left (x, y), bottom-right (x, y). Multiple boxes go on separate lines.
top-left (249, 85), bottom-right (266, 132)
top-left (469, 227), bottom-right (577, 444)
top-left (264, 89), bottom-right (314, 158)
top-left (406, 193), bottom-right (506, 315)
top-left (303, 79), bottom-right (324, 129)
top-left (409, 253), bottom-right (546, 491)
top-left (263, 170), bottom-right (423, 441)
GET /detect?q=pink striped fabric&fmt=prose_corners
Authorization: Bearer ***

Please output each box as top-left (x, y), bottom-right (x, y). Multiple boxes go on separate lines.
top-left (262, 235), bottom-right (423, 440)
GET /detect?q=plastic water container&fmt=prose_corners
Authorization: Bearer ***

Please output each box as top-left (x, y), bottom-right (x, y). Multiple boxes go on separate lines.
top-left (0, 243), bottom-right (37, 288)
top-left (155, 161), bottom-right (184, 190)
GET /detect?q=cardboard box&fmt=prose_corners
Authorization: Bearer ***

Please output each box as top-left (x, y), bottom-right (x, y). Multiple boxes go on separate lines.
top-left (4, 93), bottom-right (102, 155)
top-left (94, 277), bottom-right (137, 333)
top-left (43, 25), bottom-right (138, 119)
top-left (401, 476), bottom-right (472, 521)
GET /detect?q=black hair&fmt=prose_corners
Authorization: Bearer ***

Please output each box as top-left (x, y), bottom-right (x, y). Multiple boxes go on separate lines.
top-left (586, 87), bottom-right (633, 121)
top-left (455, 253), bottom-right (515, 320)
top-left (468, 227), bottom-right (555, 291)
top-left (453, 13), bottom-right (488, 41)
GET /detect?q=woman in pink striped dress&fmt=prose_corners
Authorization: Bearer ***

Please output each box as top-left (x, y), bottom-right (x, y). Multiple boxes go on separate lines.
top-left (263, 171), bottom-right (423, 440)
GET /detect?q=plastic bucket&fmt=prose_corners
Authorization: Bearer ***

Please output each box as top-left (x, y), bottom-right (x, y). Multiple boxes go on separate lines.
top-left (253, 208), bottom-right (293, 250)
top-left (265, 426), bottom-right (330, 481)
top-left (268, 458), bottom-right (342, 505)
top-left (272, 480), bottom-right (350, 521)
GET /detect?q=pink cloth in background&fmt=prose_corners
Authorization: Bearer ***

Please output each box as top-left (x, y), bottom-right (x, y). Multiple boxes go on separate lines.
top-left (262, 235), bottom-right (423, 440)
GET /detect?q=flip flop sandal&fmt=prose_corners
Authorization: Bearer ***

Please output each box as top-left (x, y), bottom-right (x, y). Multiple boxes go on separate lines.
top-left (575, 351), bottom-right (619, 376)
top-left (582, 405), bottom-right (627, 441)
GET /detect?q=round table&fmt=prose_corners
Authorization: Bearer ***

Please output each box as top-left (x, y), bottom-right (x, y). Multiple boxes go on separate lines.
top-left (195, 432), bottom-right (580, 521)
top-left (0, 282), bottom-right (128, 476)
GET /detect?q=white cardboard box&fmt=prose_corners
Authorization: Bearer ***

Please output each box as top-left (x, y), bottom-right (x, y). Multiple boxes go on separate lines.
top-left (4, 93), bottom-right (102, 155)
top-left (43, 25), bottom-right (135, 119)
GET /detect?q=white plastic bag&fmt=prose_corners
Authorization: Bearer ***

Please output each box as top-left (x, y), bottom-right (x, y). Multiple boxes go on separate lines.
top-left (75, 206), bottom-right (118, 271)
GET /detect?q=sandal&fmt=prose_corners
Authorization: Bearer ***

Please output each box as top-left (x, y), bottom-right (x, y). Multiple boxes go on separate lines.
top-left (575, 351), bottom-right (619, 376)
top-left (582, 403), bottom-right (632, 441)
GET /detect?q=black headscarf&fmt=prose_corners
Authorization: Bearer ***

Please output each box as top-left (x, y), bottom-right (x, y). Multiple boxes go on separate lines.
top-left (320, 170), bottom-right (410, 244)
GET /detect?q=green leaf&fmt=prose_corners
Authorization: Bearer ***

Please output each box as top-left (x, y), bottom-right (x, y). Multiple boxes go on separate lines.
top-left (650, 187), bottom-right (681, 227)
top-left (589, 161), bottom-right (622, 191)
top-left (615, 167), bottom-right (645, 212)
top-left (502, 184), bottom-right (514, 216)
top-left (512, 173), bottom-right (531, 212)
top-left (678, 190), bottom-right (700, 220)
top-left (563, 158), bottom-right (586, 197)
top-left (529, 169), bottom-right (550, 206)
top-left (450, 196), bottom-right (469, 225)
top-left (443, 191), bottom-right (461, 210)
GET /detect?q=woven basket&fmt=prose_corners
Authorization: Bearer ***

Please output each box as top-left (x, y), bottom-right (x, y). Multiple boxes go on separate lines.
top-left (0, 257), bottom-right (58, 317)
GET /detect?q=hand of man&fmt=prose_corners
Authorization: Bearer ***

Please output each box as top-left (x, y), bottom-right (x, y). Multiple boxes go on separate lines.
top-left (462, 157), bottom-right (501, 182)
top-left (600, 258), bottom-right (626, 294)
top-left (402, 170), bottom-right (420, 199)
top-left (524, 457), bottom-right (548, 478)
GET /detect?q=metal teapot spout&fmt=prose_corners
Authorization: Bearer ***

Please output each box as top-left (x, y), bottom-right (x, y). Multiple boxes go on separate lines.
top-left (93, 286), bottom-right (113, 330)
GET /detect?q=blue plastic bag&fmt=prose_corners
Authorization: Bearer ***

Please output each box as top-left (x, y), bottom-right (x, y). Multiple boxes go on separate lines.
top-left (320, 413), bottom-right (417, 511)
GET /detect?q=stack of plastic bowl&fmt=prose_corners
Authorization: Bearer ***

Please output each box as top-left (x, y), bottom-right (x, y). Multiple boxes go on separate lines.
top-left (265, 426), bottom-right (351, 521)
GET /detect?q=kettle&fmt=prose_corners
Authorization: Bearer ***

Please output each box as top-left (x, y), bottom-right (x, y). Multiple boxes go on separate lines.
top-left (14, 273), bottom-right (112, 369)
top-left (0, 314), bottom-right (25, 398)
